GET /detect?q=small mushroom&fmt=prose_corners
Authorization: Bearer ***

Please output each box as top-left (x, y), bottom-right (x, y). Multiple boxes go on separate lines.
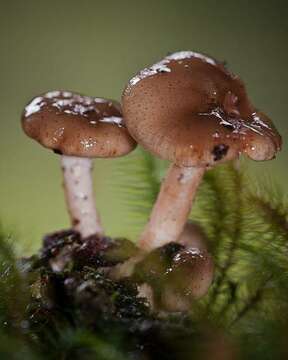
top-left (22, 90), bottom-right (136, 239)
top-left (161, 248), bottom-right (214, 312)
top-left (178, 221), bottom-right (208, 251)
top-left (122, 51), bottom-right (282, 251)
top-left (160, 222), bottom-right (214, 312)
top-left (124, 224), bottom-right (213, 312)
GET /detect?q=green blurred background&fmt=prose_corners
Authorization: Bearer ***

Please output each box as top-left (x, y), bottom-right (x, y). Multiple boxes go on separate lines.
top-left (0, 0), bottom-right (287, 253)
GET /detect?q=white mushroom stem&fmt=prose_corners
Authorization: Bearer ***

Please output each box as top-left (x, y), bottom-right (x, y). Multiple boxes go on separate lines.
top-left (61, 155), bottom-right (103, 238)
top-left (139, 164), bottom-right (205, 251)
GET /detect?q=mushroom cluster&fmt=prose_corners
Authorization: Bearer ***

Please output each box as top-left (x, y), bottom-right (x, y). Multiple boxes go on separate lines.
top-left (21, 51), bottom-right (282, 313)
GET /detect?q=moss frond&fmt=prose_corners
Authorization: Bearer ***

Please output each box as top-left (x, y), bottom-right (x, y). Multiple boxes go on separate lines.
top-left (111, 148), bottom-right (161, 238)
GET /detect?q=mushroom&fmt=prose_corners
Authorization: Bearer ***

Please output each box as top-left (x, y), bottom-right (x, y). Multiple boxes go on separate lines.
top-left (122, 222), bottom-right (213, 312)
top-left (161, 249), bottom-right (214, 312)
top-left (122, 51), bottom-right (282, 251)
top-left (160, 222), bottom-right (214, 312)
top-left (178, 221), bottom-right (208, 251)
top-left (22, 90), bottom-right (136, 239)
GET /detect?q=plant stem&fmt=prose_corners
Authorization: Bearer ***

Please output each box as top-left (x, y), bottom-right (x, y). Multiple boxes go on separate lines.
top-left (61, 155), bottom-right (103, 238)
top-left (138, 164), bottom-right (205, 251)
top-left (228, 278), bottom-right (269, 329)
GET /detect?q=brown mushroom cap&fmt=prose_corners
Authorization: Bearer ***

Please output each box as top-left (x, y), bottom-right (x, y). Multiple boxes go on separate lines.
top-left (22, 90), bottom-right (136, 157)
top-left (122, 51), bottom-right (281, 167)
top-left (157, 246), bottom-right (214, 312)
top-left (169, 248), bottom-right (214, 299)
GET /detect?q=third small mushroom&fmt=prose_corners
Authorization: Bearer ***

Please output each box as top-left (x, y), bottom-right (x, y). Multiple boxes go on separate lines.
top-left (122, 51), bottom-right (282, 252)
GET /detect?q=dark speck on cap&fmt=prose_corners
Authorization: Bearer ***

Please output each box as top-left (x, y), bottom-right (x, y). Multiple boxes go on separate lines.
top-left (212, 144), bottom-right (229, 161)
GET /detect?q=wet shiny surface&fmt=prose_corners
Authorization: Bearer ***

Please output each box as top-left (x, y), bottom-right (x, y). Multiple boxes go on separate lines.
top-left (22, 91), bottom-right (136, 158)
top-left (123, 52), bottom-right (282, 167)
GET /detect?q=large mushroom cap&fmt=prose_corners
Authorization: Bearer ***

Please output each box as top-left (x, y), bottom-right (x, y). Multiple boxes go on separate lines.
top-left (122, 51), bottom-right (281, 167)
top-left (22, 90), bottom-right (136, 158)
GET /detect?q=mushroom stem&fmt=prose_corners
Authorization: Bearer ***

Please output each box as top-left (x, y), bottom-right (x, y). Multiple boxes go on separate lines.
top-left (61, 155), bottom-right (103, 238)
top-left (139, 164), bottom-right (205, 251)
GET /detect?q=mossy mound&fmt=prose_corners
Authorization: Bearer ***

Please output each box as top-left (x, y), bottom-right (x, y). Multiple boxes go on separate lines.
top-left (13, 230), bottom-right (214, 360)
